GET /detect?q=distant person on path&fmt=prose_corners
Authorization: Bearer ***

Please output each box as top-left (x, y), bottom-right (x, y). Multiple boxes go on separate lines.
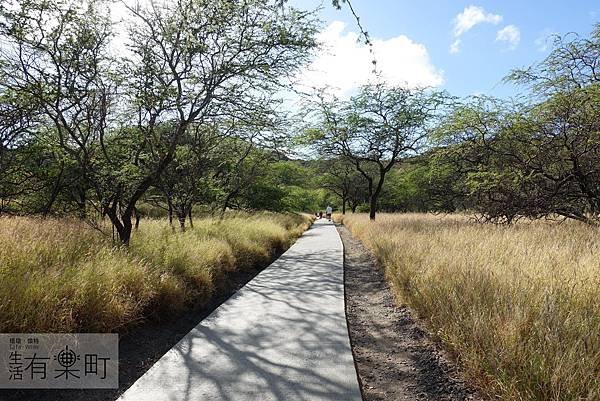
top-left (319, 211), bottom-right (323, 219)
top-left (326, 205), bottom-right (332, 221)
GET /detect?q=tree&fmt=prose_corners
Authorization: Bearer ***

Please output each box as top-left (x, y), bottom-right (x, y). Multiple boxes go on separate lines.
top-left (308, 83), bottom-right (446, 220)
top-left (434, 97), bottom-right (532, 223)
top-left (0, 88), bottom-right (38, 214)
top-left (0, 0), bottom-right (318, 244)
top-left (434, 26), bottom-right (600, 224)
top-left (505, 25), bottom-right (600, 224)
top-left (213, 106), bottom-right (292, 214)
top-left (154, 124), bottom-right (221, 230)
top-left (317, 158), bottom-right (365, 214)
top-left (0, 0), bottom-right (116, 220)
top-left (109, 0), bottom-right (317, 243)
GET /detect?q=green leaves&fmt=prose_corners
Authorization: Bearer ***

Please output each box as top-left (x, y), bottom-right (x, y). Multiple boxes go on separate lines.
top-left (507, 22), bottom-right (600, 95)
top-left (0, 0), bottom-right (320, 240)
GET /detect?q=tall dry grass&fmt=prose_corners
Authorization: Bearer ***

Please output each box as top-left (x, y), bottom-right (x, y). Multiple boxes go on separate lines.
top-left (338, 213), bottom-right (600, 401)
top-left (0, 212), bottom-right (311, 333)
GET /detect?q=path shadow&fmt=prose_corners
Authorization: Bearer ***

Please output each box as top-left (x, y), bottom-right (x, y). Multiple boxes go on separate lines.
top-left (118, 222), bottom-right (361, 401)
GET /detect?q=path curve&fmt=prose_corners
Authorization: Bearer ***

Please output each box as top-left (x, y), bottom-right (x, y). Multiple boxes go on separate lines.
top-left (119, 219), bottom-right (362, 401)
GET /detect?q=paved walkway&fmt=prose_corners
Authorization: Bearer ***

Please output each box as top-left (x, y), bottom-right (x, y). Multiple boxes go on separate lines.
top-left (119, 219), bottom-right (362, 401)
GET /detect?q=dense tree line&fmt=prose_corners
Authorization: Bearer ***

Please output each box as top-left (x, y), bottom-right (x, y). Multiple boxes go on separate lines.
top-left (307, 24), bottom-right (600, 225)
top-left (0, 0), bottom-right (320, 243)
top-left (2, 0), bottom-right (599, 239)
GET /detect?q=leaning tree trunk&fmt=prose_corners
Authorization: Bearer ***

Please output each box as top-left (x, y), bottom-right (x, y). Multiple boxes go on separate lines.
top-left (221, 187), bottom-right (241, 218)
top-left (42, 163), bottom-right (65, 217)
top-left (177, 210), bottom-right (186, 231)
top-left (121, 214), bottom-right (133, 245)
top-left (134, 206), bottom-right (141, 229)
top-left (167, 197), bottom-right (174, 227)
top-left (106, 206), bottom-right (134, 246)
top-left (369, 196), bottom-right (377, 220)
top-left (369, 171), bottom-right (387, 221)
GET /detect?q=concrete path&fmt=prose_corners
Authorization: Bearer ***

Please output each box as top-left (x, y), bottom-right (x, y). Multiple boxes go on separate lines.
top-left (119, 219), bottom-right (362, 401)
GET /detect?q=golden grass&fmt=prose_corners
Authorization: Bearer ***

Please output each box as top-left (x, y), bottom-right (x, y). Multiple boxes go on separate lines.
top-left (0, 212), bottom-right (311, 333)
top-left (337, 213), bottom-right (600, 401)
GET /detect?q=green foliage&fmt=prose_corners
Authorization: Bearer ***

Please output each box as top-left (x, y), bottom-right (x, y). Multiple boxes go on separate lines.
top-left (2, 0), bottom-right (599, 230)
top-left (0, 0), bottom-right (319, 240)
top-left (306, 83), bottom-right (448, 219)
top-left (239, 160), bottom-right (323, 212)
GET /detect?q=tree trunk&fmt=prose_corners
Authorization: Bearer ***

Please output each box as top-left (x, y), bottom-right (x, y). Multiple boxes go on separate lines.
top-left (342, 198), bottom-right (347, 215)
top-left (221, 188), bottom-right (240, 219)
top-left (222, 192), bottom-right (233, 214)
top-left (177, 210), bottom-right (186, 231)
top-left (42, 163), bottom-right (65, 217)
top-left (369, 195), bottom-right (377, 220)
top-left (369, 170), bottom-right (387, 221)
top-left (188, 207), bottom-right (194, 229)
top-left (106, 206), bottom-right (134, 246)
top-left (167, 197), bottom-right (174, 227)
top-left (77, 188), bottom-right (87, 219)
top-left (134, 206), bottom-right (141, 229)
top-left (121, 213), bottom-right (133, 245)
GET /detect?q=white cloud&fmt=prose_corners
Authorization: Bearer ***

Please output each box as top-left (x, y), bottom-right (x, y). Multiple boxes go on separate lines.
top-left (453, 5), bottom-right (503, 37)
top-left (449, 39), bottom-right (461, 54)
top-left (450, 5), bottom-right (502, 53)
top-left (496, 25), bottom-right (521, 50)
top-left (300, 21), bottom-right (444, 96)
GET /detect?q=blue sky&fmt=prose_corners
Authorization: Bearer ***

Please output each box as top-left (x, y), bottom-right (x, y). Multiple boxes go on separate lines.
top-left (292, 0), bottom-right (600, 98)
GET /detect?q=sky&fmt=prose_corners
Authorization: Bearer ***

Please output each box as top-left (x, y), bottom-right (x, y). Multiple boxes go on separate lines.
top-left (292, 0), bottom-right (600, 98)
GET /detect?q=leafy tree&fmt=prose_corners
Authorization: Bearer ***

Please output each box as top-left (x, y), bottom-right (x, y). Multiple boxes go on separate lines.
top-left (317, 158), bottom-right (366, 214)
top-left (435, 26), bottom-right (600, 224)
top-left (434, 96), bottom-right (530, 223)
top-left (505, 25), bottom-right (600, 224)
top-left (308, 83), bottom-right (446, 220)
top-left (239, 160), bottom-right (319, 212)
top-left (154, 124), bottom-right (221, 230)
top-left (0, 0), bottom-right (318, 243)
top-left (0, 88), bottom-right (38, 214)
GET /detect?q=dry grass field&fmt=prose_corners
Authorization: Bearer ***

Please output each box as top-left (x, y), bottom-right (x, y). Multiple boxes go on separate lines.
top-left (0, 212), bottom-right (311, 333)
top-left (338, 213), bottom-right (600, 401)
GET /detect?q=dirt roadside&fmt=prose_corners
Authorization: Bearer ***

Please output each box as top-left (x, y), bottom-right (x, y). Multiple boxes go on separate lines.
top-left (338, 224), bottom-right (481, 401)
